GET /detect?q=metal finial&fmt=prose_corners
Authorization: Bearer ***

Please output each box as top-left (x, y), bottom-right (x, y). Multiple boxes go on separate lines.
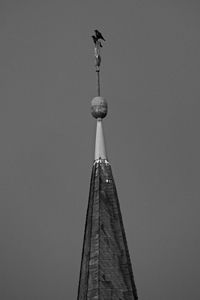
top-left (92, 30), bottom-right (105, 96)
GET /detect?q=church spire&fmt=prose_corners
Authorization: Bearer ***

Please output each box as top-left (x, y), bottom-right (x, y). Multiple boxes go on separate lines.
top-left (77, 31), bottom-right (138, 300)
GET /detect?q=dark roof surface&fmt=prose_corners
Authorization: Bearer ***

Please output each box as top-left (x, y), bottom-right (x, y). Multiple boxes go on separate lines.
top-left (77, 160), bottom-right (138, 300)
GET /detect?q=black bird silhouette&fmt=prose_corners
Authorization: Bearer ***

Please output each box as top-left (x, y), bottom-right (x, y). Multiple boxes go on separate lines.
top-left (92, 35), bottom-right (102, 47)
top-left (94, 29), bottom-right (106, 41)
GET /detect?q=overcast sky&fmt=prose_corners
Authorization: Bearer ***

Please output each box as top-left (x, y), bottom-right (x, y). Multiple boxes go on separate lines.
top-left (0, 1), bottom-right (200, 299)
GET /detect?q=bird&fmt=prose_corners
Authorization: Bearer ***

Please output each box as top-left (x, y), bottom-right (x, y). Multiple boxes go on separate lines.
top-left (94, 29), bottom-right (106, 41)
top-left (92, 35), bottom-right (102, 47)
top-left (92, 35), bottom-right (98, 44)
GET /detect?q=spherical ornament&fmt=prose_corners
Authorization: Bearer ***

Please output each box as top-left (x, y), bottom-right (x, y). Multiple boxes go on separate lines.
top-left (91, 97), bottom-right (108, 119)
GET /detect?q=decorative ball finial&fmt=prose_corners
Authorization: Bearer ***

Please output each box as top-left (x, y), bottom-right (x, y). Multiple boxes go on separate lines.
top-left (91, 96), bottom-right (108, 119)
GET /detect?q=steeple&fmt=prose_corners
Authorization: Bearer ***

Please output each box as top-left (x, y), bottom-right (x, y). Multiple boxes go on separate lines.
top-left (77, 31), bottom-right (138, 300)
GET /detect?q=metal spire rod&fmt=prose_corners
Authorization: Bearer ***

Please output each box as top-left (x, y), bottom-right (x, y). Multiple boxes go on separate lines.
top-left (97, 70), bottom-right (100, 96)
top-left (94, 42), bottom-right (101, 96)
top-left (91, 30), bottom-right (105, 96)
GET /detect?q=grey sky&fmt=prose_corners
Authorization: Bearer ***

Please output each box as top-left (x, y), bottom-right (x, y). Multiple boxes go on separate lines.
top-left (0, 0), bottom-right (200, 299)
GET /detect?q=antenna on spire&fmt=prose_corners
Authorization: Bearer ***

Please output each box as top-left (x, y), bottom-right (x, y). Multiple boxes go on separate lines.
top-left (91, 30), bottom-right (106, 96)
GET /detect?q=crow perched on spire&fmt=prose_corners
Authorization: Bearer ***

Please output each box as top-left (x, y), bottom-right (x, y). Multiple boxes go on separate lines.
top-left (92, 35), bottom-right (102, 47)
top-left (94, 29), bottom-right (106, 41)
top-left (92, 35), bottom-right (98, 44)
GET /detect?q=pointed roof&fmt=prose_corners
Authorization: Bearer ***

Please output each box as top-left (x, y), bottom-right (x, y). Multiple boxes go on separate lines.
top-left (77, 33), bottom-right (138, 299)
top-left (77, 159), bottom-right (138, 299)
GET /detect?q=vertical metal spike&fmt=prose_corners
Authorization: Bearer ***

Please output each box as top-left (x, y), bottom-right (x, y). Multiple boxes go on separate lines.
top-left (94, 40), bottom-right (102, 96)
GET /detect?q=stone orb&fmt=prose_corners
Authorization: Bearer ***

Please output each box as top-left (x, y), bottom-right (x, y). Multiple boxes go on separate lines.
top-left (91, 97), bottom-right (108, 119)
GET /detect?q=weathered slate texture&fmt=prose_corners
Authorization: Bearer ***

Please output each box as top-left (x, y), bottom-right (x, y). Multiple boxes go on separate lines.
top-left (77, 160), bottom-right (138, 300)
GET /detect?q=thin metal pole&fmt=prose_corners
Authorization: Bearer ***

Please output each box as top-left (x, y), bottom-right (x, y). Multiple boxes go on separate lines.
top-left (96, 70), bottom-right (100, 96)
